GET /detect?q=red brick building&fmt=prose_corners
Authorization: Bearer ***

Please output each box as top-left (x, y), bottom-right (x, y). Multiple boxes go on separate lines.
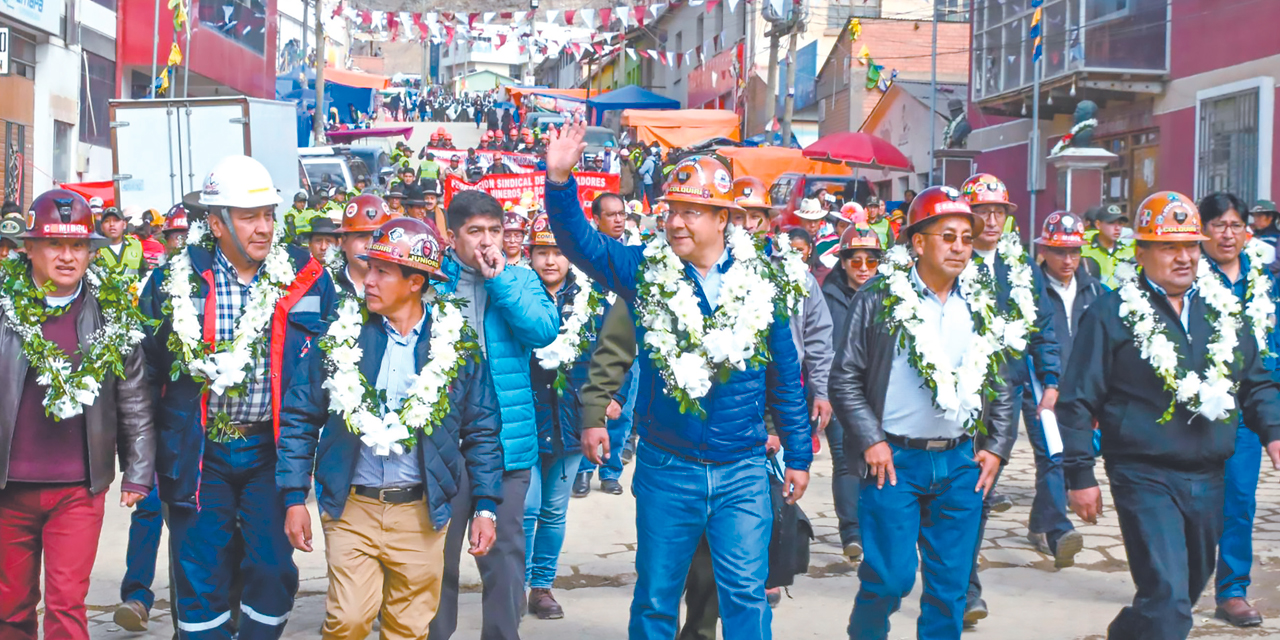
top-left (967, 0), bottom-right (1279, 235)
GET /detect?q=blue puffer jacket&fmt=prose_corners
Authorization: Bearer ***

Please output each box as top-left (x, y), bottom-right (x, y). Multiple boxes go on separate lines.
top-left (139, 245), bottom-right (336, 508)
top-left (544, 178), bottom-right (813, 471)
top-left (275, 310), bottom-right (504, 529)
top-left (436, 252), bottom-right (560, 471)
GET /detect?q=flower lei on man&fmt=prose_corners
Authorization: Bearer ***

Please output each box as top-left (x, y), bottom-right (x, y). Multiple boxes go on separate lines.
top-left (1242, 239), bottom-right (1275, 357)
top-left (1116, 261), bottom-right (1243, 423)
top-left (534, 264), bottom-right (608, 392)
top-left (161, 220), bottom-right (298, 441)
top-left (319, 294), bottom-right (479, 456)
top-left (0, 259), bottom-right (149, 420)
top-left (876, 244), bottom-right (1008, 432)
top-left (967, 231), bottom-right (1038, 353)
top-left (635, 225), bottom-right (808, 417)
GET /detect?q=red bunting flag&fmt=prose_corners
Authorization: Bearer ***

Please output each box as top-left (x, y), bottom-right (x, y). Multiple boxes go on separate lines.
top-left (386, 12), bottom-right (399, 40)
top-left (359, 10), bottom-right (372, 25)
top-left (563, 10), bottom-right (576, 25)
top-left (468, 13), bottom-right (479, 28)
top-left (707, 0), bottom-right (721, 12)
top-left (592, 43), bottom-right (604, 55)
top-left (633, 6), bottom-right (646, 26)
top-left (499, 11), bottom-right (512, 19)
top-left (599, 8), bottom-right (613, 27)
top-left (497, 33), bottom-right (508, 48)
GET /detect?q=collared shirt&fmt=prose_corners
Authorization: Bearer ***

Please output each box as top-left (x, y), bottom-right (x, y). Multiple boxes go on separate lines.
top-left (352, 307), bottom-right (428, 489)
top-left (208, 249), bottom-right (272, 423)
top-left (343, 265), bottom-right (364, 298)
top-left (1047, 274), bottom-right (1078, 333)
top-left (1145, 275), bottom-right (1196, 331)
top-left (881, 267), bottom-right (975, 439)
top-left (46, 281), bottom-right (84, 308)
top-left (687, 247), bottom-right (732, 310)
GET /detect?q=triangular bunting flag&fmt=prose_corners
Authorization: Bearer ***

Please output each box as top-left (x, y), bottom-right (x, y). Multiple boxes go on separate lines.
top-left (647, 49), bottom-right (659, 60)
top-left (599, 8), bottom-right (612, 28)
top-left (497, 33), bottom-right (507, 48)
top-left (649, 4), bottom-right (665, 21)
top-left (580, 9), bottom-right (595, 30)
top-left (564, 10), bottom-right (576, 25)
top-left (858, 44), bottom-right (870, 64)
top-left (482, 12), bottom-right (495, 24)
top-left (468, 13), bottom-right (479, 28)
top-left (499, 11), bottom-right (512, 20)
top-left (634, 6), bottom-right (646, 26)
top-left (617, 9), bottom-right (630, 28)
top-left (707, 0), bottom-right (721, 12)
top-left (359, 10), bottom-right (372, 25)
top-left (667, 52), bottom-right (677, 67)
top-left (689, 0), bottom-right (704, 6)
top-left (626, 47), bottom-right (637, 60)
top-left (513, 11), bottom-right (527, 23)
top-left (727, 0), bottom-right (740, 13)
top-left (592, 43), bottom-right (605, 55)
top-left (546, 9), bottom-right (560, 24)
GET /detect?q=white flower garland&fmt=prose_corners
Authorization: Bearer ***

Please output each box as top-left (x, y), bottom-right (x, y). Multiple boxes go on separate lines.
top-left (0, 266), bottom-right (147, 420)
top-left (1242, 239), bottom-right (1275, 357)
top-left (636, 226), bottom-right (808, 416)
top-left (1115, 262), bottom-right (1241, 422)
top-left (320, 294), bottom-right (477, 456)
top-left (162, 220), bottom-right (298, 440)
top-left (535, 265), bottom-right (606, 375)
top-left (965, 232), bottom-right (1038, 353)
top-left (878, 245), bottom-right (1006, 430)
top-left (1050, 118), bottom-right (1098, 156)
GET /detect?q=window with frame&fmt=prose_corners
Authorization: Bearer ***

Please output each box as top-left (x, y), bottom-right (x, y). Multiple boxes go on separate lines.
top-left (1198, 88), bottom-right (1260, 206)
top-left (53, 121), bottom-right (73, 184)
top-left (828, 0), bottom-right (882, 28)
top-left (79, 52), bottom-right (116, 146)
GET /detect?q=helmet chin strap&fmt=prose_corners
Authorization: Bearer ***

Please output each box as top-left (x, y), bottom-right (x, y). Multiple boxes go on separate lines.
top-left (217, 208), bottom-right (263, 267)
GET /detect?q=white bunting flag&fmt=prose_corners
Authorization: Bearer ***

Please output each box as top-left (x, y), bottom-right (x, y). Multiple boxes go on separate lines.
top-left (546, 9), bottom-right (560, 24)
top-left (482, 12), bottom-right (495, 23)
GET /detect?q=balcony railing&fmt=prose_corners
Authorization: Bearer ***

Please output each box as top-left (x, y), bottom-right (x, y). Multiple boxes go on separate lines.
top-left (971, 0), bottom-right (1168, 103)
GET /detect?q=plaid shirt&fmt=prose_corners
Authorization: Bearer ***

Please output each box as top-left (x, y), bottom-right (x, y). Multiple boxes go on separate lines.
top-left (207, 249), bottom-right (272, 423)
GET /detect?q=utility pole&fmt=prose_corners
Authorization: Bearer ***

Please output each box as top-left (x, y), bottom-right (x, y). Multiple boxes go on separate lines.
top-left (779, 0), bottom-right (801, 148)
top-left (927, 2), bottom-right (939, 185)
top-left (525, 0), bottom-right (539, 85)
top-left (762, 31), bottom-right (780, 138)
top-left (313, 4), bottom-right (326, 146)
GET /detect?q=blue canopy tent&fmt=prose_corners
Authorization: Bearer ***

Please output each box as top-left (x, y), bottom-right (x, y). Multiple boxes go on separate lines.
top-left (585, 85), bottom-right (679, 125)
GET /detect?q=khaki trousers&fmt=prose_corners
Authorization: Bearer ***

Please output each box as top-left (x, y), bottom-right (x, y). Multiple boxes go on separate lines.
top-left (321, 492), bottom-right (449, 640)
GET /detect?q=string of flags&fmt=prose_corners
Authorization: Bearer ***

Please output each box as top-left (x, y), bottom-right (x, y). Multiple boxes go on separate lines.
top-left (848, 18), bottom-right (896, 93)
top-left (152, 0), bottom-right (190, 97)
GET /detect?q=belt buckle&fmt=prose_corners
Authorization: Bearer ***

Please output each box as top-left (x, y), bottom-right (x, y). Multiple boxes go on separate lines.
top-left (925, 439), bottom-right (948, 452)
top-left (379, 488), bottom-right (394, 502)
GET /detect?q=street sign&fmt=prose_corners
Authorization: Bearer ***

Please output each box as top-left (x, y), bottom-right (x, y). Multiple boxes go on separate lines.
top-left (0, 28), bottom-right (9, 76)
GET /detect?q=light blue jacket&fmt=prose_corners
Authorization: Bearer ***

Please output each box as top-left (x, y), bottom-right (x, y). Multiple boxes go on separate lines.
top-left (437, 253), bottom-right (560, 471)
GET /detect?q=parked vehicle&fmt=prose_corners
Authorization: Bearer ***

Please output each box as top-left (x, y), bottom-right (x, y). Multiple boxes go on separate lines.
top-left (299, 147), bottom-right (375, 193)
top-left (768, 173), bottom-right (875, 228)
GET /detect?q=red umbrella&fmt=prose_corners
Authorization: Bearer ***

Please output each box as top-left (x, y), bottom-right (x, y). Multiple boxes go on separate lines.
top-left (60, 181), bottom-right (116, 208)
top-left (802, 132), bottom-right (914, 172)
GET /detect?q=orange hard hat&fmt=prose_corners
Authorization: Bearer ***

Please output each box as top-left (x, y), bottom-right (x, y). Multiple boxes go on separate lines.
top-left (732, 176), bottom-right (770, 210)
top-left (1132, 191), bottom-right (1208, 242)
top-left (961, 173), bottom-right (1018, 212)
top-left (840, 223), bottom-right (882, 252)
top-left (1035, 211), bottom-right (1088, 248)
top-left (525, 214), bottom-right (556, 248)
top-left (661, 155), bottom-right (742, 212)
top-left (362, 217), bottom-right (448, 281)
top-left (342, 193), bottom-right (397, 233)
top-left (897, 185), bottom-right (981, 242)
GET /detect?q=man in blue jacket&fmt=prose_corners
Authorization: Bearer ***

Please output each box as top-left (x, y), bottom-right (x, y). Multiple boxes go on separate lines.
top-left (428, 190), bottom-right (560, 640)
top-left (275, 217), bottom-right (503, 639)
top-left (139, 156), bottom-right (336, 639)
top-left (542, 119), bottom-right (812, 640)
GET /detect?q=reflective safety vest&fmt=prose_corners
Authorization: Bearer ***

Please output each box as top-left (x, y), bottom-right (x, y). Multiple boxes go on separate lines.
top-left (868, 218), bottom-right (895, 249)
top-left (97, 236), bottom-right (146, 279)
top-left (419, 160), bottom-right (440, 180)
top-left (1079, 233), bottom-right (1135, 288)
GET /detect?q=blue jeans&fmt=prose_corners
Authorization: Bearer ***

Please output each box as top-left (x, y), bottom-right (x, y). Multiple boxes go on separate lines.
top-left (825, 418), bottom-right (860, 547)
top-left (1216, 425), bottom-right (1262, 602)
top-left (167, 433), bottom-right (298, 639)
top-left (850, 440), bottom-right (983, 640)
top-left (1022, 391), bottom-right (1074, 546)
top-left (630, 443), bottom-right (772, 640)
top-left (121, 485), bottom-right (164, 609)
top-left (578, 368), bottom-right (638, 481)
top-left (524, 452), bottom-right (585, 589)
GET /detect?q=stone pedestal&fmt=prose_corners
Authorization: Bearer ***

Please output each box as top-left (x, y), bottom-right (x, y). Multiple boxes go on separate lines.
top-left (1047, 147), bottom-right (1119, 213)
top-left (933, 149), bottom-right (981, 190)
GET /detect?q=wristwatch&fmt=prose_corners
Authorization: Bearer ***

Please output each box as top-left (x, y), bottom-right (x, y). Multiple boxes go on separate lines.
top-left (474, 509), bottom-right (498, 523)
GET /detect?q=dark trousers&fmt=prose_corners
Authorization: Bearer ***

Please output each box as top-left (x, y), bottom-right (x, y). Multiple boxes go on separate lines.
top-left (1022, 391), bottom-right (1074, 547)
top-left (1105, 461), bottom-right (1224, 640)
top-left (678, 537), bottom-right (718, 640)
top-left (967, 387), bottom-right (1021, 602)
top-left (167, 433), bottom-right (298, 640)
top-left (0, 484), bottom-right (106, 640)
top-left (826, 418), bottom-right (861, 547)
top-left (122, 485), bottom-right (164, 610)
top-left (430, 467), bottom-right (532, 640)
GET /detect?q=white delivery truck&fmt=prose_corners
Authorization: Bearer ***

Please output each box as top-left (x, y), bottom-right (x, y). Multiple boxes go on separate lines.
top-left (109, 97), bottom-right (302, 214)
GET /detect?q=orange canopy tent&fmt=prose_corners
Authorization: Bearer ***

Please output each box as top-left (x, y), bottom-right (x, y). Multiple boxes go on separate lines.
top-left (622, 109), bottom-right (740, 148)
top-left (717, 147), bottom-right (851, 190)
top-left (324, 66), bottom-right (390, 90)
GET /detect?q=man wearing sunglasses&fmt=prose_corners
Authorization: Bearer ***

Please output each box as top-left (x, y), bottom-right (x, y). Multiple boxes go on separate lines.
top-left (830, 185), bottom-right (1018, 639)
top-left (958, 173), bottom-right (1063, 627)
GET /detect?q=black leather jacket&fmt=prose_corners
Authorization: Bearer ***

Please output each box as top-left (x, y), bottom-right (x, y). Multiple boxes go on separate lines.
top-left (828, 274), bottom-right (1020, 478)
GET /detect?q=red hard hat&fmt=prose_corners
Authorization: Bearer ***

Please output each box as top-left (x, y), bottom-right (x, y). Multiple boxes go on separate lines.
top-left (362, 217), bottom-right (448, 281)
top-left (436, 127), bottom-right (447, 136)
top-left (496, 130), bottom-right (505, 139)
top-left (1035, 211), bottom-right (1088, 247)
top-left (897, 185), bottom-right (981, 242)
top-left (960, 173), bottom-right (1018, 212)
top-left (19, 189), bottom-right (105, 242)
top-left (503, 211), bottom-right (528, 232)
top-left (525, 214), bottom-right (555, 248)
top-left (342, 194), bottom-right (398, 233)
top-left (163, 204), bottom-right (191, 233)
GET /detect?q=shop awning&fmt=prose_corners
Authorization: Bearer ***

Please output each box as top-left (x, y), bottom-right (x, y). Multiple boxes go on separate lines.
top-left (324, 67), bottom-right (390, 90)
top-left (622, 109), bottom-right (741, 148)
top-left (717, 147), bottom-right (851, 190)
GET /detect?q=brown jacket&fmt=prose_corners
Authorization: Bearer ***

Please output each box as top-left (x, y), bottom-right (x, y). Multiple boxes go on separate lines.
top-left (0, 284), bottom-right (156, 494)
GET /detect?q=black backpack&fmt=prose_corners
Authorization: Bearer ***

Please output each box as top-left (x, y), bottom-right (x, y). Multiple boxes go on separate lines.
top-left (766, 456), bottom-right (812, 589)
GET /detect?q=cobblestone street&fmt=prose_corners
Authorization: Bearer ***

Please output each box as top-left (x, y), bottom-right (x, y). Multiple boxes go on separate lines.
top-left (77, 428), bottom-right (1280, 639)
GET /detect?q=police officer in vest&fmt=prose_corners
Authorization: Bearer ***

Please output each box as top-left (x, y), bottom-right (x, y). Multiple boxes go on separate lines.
top-left (97, 206), bottom-right (147, 279)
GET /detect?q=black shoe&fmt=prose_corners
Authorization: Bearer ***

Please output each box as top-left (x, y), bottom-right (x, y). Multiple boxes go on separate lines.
top-left (572, 472), bottom-right (592, 498)
top-left (963, 597), bottom-right (988, 627)
top-left (601, 478), bottom-right (624, 495)
top-left (986, 491), bottom-right (1013, 513)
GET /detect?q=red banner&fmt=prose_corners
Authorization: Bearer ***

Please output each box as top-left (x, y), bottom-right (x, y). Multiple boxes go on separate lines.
top-left (442, 171), bottom-right (621, 215)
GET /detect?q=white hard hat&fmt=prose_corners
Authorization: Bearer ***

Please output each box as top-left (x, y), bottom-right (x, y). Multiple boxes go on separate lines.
top-left (199, 155), bottom-right (283, 209)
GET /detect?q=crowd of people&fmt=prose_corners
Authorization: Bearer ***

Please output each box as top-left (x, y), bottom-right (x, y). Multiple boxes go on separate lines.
top-left (4, 113), bottom-right (1280, 640)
